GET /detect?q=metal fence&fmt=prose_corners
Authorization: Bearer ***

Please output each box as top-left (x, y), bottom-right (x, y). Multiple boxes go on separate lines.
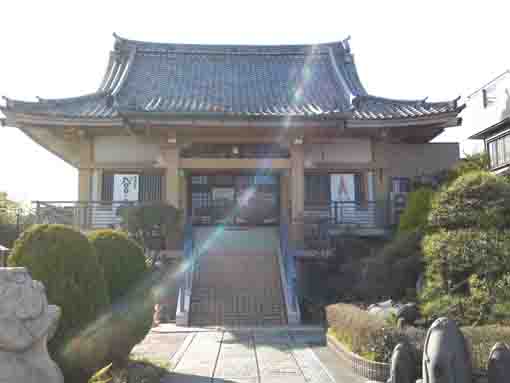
top-left (32, 200), bottom-right (143, 231)
top-left (304, 200), bottom-right (387, 228)
top-left (0, 206), bottom-right (36, 259)
top-left (327, 334), bottom-right (390, 382)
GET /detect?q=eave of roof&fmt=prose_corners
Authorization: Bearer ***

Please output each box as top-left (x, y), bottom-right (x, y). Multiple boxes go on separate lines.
top-left (470, 116), bottom-right (510, 139)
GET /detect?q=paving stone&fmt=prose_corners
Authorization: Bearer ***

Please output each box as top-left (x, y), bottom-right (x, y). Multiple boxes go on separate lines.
top-left (214, 332), bottom-right (258, 381)
top-left (133, 327), bottom-right (355, 383)
top-left (174, 332), bottom-right (224, 377)
top-left (131, 332), bottom-right (187, 363)
top-left (256, 334), bottom-right (305, 382)
top-left (291, 347), bottom-right (335, 383)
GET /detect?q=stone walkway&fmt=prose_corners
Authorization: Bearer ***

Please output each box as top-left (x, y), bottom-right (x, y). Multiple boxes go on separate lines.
top-left (132, 326), bottom-right (365, 383)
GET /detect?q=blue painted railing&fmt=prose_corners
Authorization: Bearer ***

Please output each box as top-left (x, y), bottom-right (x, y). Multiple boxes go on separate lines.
top-left (279, 223), bottom-right (301, 324)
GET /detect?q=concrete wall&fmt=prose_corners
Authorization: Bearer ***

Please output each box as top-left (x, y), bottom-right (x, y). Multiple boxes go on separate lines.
top-left (304, 138), bottom-right (371, 166)
top-left (94, 136), bottom-right (161, 164)
top-left (373, 142), bottom-right (460, 178)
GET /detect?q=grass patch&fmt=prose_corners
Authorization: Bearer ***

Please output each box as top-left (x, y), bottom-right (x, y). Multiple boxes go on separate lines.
top-left (88, 357), bottom-right (171, 383)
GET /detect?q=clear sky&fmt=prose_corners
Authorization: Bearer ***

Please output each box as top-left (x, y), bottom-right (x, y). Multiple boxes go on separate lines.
top-left (1, 0), bottom-right (509, 203)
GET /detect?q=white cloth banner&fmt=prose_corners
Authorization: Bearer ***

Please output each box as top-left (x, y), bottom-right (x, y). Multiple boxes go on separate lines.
top-left (113, 174), bottom-right (139, 202)
top-left (330, 174), bottom-right (355, 202)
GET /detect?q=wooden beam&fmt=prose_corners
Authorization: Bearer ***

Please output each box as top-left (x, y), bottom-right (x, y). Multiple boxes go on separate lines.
top-left (180, 158), bottom-right (291, 170)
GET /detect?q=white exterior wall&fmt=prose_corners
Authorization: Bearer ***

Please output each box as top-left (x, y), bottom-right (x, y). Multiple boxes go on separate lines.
top-left (304, 138), bottom-right (371, 167)
top-left (444, 71), bottom-right (510, 154)
top-left (94, 136), bottom-right (161, 164)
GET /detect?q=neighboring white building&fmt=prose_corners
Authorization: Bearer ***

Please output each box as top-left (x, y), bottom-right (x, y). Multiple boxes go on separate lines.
top-left (459, 70), bottom-right (510, 155)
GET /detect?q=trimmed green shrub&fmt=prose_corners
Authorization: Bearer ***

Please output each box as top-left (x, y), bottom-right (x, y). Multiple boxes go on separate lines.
top-left (8, 224), bottom-right (109, 345)
top-left (8, 224), bottom-right (110, 382)
top-left (326, 303), bottom-right (425, 364)
top-left (326, 303), bottom-right (510, 371)
top-left (428, 171), bottom-right (510, 231)
top-left (61, 262), bottom-right (157, 382)
top-left (88, 229), bottom-right (146, 302)
top-left (84, 230), bottom-right (153, 366)
top-left (398, 188), bottom-right (435, 233)
top-left (68, 275), bottom-right (155, 367)
top-left (326, 303), bottom-right (386, 360)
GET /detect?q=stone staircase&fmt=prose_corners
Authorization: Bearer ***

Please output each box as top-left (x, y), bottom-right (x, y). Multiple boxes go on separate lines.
top-left (189, 227), bottom-right (287, 327)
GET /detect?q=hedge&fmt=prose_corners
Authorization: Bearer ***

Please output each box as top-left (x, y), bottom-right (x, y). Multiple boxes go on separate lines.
top-left (326, 303), bottom-right (510, 371)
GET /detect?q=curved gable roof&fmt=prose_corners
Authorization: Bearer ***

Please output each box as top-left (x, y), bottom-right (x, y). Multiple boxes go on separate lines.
top-left (1, 34), bottom-right (462, 122)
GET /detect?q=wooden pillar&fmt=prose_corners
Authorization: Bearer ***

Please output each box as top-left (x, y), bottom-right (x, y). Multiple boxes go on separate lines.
top-left (78, 135), bottom-right (93, 201)
top-left (179, 169), bottom-right (187, 215)
top-left (290, 144), bottom-right (305, 245)
top-left (163, 144), bottom-right (180, 208)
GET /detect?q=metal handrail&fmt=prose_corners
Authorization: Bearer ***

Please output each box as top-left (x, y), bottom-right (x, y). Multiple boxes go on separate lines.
top-left (176, 220), bottom-right (193, 325)
top-left (279, 222), bottom-right (301, 324)
top-left (304, 200), bottom-right (383, 227)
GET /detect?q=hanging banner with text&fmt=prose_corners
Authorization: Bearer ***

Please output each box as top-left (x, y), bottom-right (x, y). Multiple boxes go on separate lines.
top-left (330, 174), bottom-right (355, 202)
top-left (113, 174), bottom-right (139, 202)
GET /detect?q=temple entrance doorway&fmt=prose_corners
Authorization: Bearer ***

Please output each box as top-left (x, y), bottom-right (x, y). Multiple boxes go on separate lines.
top-left (188, 173), bottom-right (280, 226)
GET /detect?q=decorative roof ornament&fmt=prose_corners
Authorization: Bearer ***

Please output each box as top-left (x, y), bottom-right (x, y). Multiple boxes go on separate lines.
top-left (342, 35), bottom-right (352, 52)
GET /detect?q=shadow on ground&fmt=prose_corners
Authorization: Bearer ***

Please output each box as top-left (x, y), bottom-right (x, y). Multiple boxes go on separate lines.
top-left (162, 372), bottom-right (239, 382)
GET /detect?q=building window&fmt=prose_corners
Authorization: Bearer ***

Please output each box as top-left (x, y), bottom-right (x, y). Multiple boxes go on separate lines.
top-left (488, 134), bottom-right (510, 168)
top-left (391, 177), bottom-right (411, 193)
top-left (305, 174), bottom-right (330, 202)
top-left (305, 173), bottom-right (367, 203)
top-left (483, 85), bottom-right (497, 108)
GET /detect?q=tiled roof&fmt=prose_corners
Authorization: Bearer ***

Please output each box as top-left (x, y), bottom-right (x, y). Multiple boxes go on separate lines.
top-left (352, 95), bottom-right (461, 120)
top-left (1, 34), bottom-right (463, 121)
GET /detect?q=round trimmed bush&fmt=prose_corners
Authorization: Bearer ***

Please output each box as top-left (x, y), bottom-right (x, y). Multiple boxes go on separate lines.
top-left (8, 224), bottom-right (109, 344)
top-left (88, 229), bottom-right (146, 302)
top-left (88, 229), bottom-right (153, 365)
top-left (8, 224), bottom-right (110, 381)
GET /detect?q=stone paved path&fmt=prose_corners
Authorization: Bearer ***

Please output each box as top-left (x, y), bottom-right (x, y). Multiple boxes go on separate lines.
top-left (132, 325), bottom-right (366, 383)
top-left (164, 330), bottom-right (339, 383)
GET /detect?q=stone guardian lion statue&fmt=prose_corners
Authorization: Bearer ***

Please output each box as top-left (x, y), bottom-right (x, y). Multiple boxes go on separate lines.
top-left (0, 267), bottom-right (63, 383)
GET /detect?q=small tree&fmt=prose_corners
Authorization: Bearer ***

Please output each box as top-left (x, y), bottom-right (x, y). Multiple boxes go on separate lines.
top-left (398, 187), bottom-right (435, 234)
top-left (118, 202), bottom-right (182, 254)
top-left (421, 171), bottom-right (510, 324)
